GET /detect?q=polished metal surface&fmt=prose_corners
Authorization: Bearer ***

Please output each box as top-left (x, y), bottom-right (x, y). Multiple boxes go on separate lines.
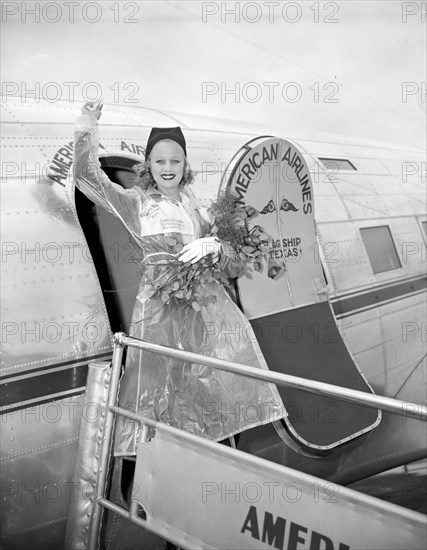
top-left (0, 394), bottom-right (84, 548)
top-left (1, 98), bottom-right (114, 548)
top-left (92, 403), bottom-right (426, 550)
top-left (350, 458), bottom-right (427, 514)
top-left (1, 174), bottom-right (112, 378)
top-left (64, 362), bottom-right (112, 550)
top-left (87, 345), bottom-right (124, 550)
top-left (1, 96), bottom-right (426, 549)
top-left (129, 421), bottom-right (426, 550)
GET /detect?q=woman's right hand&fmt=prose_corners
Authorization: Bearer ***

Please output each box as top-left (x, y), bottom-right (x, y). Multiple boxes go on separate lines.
top-left (82, 100), bottom-right (103, 120)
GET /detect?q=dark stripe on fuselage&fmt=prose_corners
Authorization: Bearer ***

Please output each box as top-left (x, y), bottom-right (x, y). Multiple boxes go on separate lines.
top-left (1, 390), bottom-right (86, 414)
top-left (0, 364), bottom-right (89, 408)
top-left (0, 351), bottom-right (112, 381)
top-left (331, 274), bottom-right (426, 318)
top-left (0, 351), bottom-right (113, 410)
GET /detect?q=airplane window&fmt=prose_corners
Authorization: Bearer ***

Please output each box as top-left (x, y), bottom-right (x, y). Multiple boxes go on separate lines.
top-left (318, 158), bottom-right (357, 171)
top-left (99, 155), bottom-right (140, 189)
top-left (360, 226), bottom-right (401, 274)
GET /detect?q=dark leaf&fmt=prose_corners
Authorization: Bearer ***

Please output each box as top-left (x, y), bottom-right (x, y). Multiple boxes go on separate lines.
top-left (267, 266), bottom-right (282, 279)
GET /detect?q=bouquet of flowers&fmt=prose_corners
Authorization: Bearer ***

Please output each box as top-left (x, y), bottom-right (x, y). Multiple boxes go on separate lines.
top-left (148, 193), bottom-right (284, 311)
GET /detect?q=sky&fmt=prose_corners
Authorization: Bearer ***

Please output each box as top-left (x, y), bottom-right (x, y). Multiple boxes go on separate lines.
top-left (1, 0), bottom-right (426, 148)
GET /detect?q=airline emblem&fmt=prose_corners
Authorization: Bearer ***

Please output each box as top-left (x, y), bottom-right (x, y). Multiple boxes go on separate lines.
top-left (259, 199), bottom-right (276, 214)
top-left (280, 198), bottom-right (298, 212)
top-left (258, 198), bottom-right (298, 214)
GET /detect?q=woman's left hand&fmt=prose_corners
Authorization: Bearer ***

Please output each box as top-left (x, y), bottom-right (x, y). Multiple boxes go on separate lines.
top-left (82, 100), bottom-right (103, 120)
top-left (178, 237), bottom-right (221, 264)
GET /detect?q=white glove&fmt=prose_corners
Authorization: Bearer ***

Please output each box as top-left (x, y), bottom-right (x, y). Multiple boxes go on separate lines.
top-left (82, 100), bottom-right (103, 120)
top-left (178, 237), bottom-right (221, 264)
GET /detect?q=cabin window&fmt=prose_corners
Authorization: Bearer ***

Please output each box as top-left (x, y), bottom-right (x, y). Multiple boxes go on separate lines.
top-left (98, 155), bottom-right (139, 188)
top-left (318, 158), bottom-right (357, 171)
top-left (360, 226), bottom-right (401, 274)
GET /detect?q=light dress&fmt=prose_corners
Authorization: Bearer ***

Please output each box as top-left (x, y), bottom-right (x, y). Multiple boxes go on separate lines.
top-left (74, 114), bottom-right (286, 455)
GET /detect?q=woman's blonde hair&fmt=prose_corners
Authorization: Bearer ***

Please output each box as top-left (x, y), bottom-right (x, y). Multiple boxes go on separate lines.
top-left (133, 156), bottom-right (195, 192)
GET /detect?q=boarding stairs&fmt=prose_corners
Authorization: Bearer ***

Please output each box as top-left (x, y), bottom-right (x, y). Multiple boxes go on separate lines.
top-left (65, 333), bottom-right (427, 550)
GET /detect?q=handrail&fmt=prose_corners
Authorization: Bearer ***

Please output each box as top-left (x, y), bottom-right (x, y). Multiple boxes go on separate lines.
top-left (115, 332), bottom-right (427, 422)
top-left (87, 332), bottom-right (426, 550)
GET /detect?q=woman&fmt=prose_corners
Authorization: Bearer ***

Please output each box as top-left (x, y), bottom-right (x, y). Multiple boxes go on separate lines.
top-left (74, 101), bottom-right (285, 456)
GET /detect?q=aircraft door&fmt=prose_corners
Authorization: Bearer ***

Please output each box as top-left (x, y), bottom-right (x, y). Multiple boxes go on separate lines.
top-left (221, 137), bottom-right (327, 316)
top-left (221, 137), bottom-right (381, 451)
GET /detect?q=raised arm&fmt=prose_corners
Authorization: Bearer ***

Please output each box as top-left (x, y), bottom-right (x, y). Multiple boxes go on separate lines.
top-left (73, 101), bottom-right (144, 230)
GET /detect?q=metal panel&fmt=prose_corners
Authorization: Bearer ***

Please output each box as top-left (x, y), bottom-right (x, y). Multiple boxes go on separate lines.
top-left (319, 219), bottom-right (427, 294)
top-left (0, 394), bottom-right (84, 549)
top-left (223, 137), bottom-right (328, 316)
top-left (1, 174), bottom-right (112, 378)
top-left (1, 98), bottom-right (178, 127)
top-left (133, 422), bottom-right (426, 550)
top-left (251, 302), bottom-right (381, 449)
top-left (335, 287), bottom-right (426, 402)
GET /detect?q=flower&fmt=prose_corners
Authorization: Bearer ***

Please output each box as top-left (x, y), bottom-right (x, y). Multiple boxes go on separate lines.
top-left (208, 193), bottom-right (284, 281)
top-left (150, 192), bottom-right (284, 310)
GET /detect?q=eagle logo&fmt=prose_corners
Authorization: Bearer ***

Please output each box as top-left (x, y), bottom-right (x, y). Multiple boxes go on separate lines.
top-left (280, 198), bottom-right (298, 212)
top-left (258, 198), bottom-right (299, 214)
top-left (259, 200), bottom-right (276, 214)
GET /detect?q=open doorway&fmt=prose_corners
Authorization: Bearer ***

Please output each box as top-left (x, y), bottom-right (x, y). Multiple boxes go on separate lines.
top-left (74, 155), bottom-right (141, 335)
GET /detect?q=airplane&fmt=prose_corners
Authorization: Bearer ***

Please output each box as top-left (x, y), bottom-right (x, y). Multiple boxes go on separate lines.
top-left (0, 95), bottom-right (426, 549)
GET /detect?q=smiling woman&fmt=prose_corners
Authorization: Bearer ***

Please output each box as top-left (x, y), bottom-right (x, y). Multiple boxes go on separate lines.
top-left (150, 141), bottom-right (185, 197)
top-left (73, 101), bottom-right (286, 456)
top-left (133, 126), bottom-right (192, 200)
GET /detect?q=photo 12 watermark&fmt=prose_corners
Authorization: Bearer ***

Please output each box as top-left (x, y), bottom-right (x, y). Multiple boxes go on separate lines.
top-left (1, 320), bottom-right (106, 346)
top-left (201, 2), bottom-right (340, 24)
top-left (1, 1), bottom-right (140, 24)
top-left (401, 321), bottom-right (426, 343)
top-left (0, 477), bottom-right (140, 505)
top-left (1, 241), bottom-right (92, 264)
top-left (1, 81), bottom-right (141, 104)
top-left (401, 242), bottom-right (426, 264)
top-left (202, 81), bottom-right (340, 104)
top-left (202, 319), bottom-right (340, 346)
top-left (401, 82), bottom-right (426, 108)
top-left (401, 2), bottom-right (426, 22)
top-left (401, 161), bottom-right (426, 183)
top-left (201, 479), bottom-right (340, 504)
top-left (201, 399), bottom-right (341, 426)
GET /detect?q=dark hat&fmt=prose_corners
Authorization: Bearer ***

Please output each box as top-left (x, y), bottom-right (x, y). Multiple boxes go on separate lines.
top-left (145, 126), bottom-right (187, 158)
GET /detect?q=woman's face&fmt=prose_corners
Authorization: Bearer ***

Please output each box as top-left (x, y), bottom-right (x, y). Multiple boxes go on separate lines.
top-left (149, 140), bottom-right (185, 195)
